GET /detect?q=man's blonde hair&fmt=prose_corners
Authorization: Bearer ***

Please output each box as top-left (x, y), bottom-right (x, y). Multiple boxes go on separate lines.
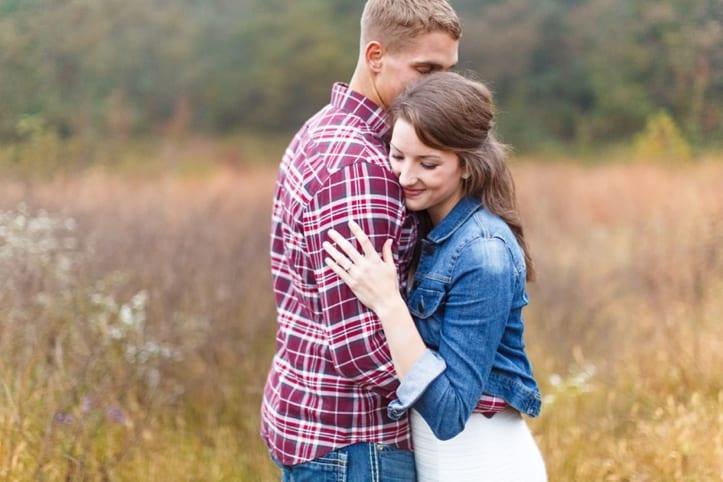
top-left (361, 0), bottom-right (461, 53)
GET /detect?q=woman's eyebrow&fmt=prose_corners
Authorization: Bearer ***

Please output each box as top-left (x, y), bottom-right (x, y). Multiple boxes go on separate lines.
top-left (390, 143), bottom-right (440, 160)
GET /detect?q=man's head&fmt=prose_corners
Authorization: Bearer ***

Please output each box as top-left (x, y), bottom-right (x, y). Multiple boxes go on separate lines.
top-left (351, 0), bottom-right (461, 110)
top-left (360, 0), bottom-right (461, 53)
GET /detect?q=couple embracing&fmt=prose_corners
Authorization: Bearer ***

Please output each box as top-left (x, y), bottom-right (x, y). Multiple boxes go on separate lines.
top-left (260, 1), bottom-right (547, 480)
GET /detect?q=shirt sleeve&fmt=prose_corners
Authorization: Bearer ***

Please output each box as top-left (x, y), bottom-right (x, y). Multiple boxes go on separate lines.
top-left (304, 161), bottom-right (410, 399)
top-left (407, 237), bottom-right (516, 440)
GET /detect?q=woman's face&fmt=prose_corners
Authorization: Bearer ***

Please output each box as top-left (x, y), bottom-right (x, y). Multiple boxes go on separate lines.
top-left (389, 118), bottom-right (466, 225)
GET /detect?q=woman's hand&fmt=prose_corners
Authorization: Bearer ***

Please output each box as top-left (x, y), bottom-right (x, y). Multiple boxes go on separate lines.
top-left (325, 220), bottom-right (426, 380)
top-left (323, 220), bottom-right (402, 316)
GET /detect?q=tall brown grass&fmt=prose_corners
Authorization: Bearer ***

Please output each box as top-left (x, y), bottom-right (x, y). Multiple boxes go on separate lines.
top-left (516, 160), bottom-right (722, 481)
top-left (0, 167), bottom-right (279, 480)
top-left (0, 156), bottom-right (721, 480)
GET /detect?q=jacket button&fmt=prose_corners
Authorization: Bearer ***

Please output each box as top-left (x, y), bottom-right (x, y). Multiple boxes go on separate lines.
top-left (423, 245), bottom-right (434, 255)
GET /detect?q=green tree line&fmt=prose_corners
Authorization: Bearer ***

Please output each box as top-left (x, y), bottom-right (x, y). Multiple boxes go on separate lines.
top-left (1, 0), bottom-right (721, 151)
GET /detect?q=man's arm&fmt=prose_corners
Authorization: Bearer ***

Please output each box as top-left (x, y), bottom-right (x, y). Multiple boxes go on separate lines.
top-left (304, 162), bottom-right (410, 398)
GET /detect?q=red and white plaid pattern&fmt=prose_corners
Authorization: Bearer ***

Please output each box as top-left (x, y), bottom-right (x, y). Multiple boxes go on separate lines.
top-left (474, 394), bottom-right (508, 418)
top-left (261, 83), bottom-right (418, 466)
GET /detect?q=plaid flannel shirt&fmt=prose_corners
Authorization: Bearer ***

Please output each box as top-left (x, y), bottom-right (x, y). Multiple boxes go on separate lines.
top-left (261, 83), bottom-right (417, 466)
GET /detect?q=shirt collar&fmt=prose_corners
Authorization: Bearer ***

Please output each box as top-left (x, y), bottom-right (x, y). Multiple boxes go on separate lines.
top-left (426, 197), bottom-right (481, 244)
top-left (330, 82), bottom-right (390, 139)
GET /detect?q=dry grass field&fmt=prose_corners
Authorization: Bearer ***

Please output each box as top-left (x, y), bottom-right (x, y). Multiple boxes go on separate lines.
top-left (0, 155), bottom-right (721, 481)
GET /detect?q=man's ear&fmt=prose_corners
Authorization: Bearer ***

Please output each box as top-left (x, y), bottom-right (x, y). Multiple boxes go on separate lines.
top-left (364, 41), bottom-right (384, 73)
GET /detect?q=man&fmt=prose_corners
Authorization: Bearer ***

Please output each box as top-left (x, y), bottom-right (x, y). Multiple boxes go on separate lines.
top-left (261, 1), bottom-right (460, 479)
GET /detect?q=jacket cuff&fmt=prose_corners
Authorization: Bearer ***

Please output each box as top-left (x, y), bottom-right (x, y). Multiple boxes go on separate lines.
top-left (387, 349), bottom-right (446, 420)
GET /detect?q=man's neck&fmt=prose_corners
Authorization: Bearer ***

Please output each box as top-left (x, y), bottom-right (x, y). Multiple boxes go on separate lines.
top-left (349, 67), bottom-right (384, 110)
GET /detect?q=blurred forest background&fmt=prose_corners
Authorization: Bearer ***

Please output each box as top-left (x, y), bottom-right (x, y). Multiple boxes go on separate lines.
top-left (1, 0), bottom-right (722, 158)
top-left (1, 1), bottom-right (722, 481)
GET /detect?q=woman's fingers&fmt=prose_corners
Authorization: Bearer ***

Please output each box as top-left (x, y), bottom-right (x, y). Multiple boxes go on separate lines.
top-left (327, 221), bottom-right (382, 262)
top-left (323, 241), bottom-right (352, 270)
top-left (324, 255), bottom-right (350, 278)
top-left (348, 220), bottom-right (376, 257)
top-left (326, 228), bottom-right (363, 262)
top-left (381, 238), bottom-right (394, 265)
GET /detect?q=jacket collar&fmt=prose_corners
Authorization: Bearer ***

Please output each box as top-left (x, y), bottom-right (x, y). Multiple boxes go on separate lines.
top-left (426, 196), bottom-right (481, 244)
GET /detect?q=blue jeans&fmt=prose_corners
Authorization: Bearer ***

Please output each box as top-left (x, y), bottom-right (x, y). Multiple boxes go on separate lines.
top-left (273, 443), bottom-right (416, 482)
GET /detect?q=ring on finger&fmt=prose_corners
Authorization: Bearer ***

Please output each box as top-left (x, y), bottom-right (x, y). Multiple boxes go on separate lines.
top-left (343, 260), bottom-right (353, 272)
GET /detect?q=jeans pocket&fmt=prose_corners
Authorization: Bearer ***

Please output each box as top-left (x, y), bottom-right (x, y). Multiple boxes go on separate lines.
top-left (281, 452), bottom-right (347, 482)
top-left (376, 444), bottom-right (416, 482)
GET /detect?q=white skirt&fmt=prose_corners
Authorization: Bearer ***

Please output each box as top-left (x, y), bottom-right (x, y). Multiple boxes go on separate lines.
top-left (411, 408), bottom-right (547, 482)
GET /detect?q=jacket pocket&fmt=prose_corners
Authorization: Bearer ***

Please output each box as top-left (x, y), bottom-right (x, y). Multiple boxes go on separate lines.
top-left (408, 287), bottom-right (445, 319)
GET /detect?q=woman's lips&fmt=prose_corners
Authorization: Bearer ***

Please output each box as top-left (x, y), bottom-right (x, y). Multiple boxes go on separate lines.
top-left (403, 188), bottom-right (424, 199)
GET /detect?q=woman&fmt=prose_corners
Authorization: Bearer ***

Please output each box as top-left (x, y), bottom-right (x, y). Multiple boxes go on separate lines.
top-left (323, 72), bottom-right (547, 481)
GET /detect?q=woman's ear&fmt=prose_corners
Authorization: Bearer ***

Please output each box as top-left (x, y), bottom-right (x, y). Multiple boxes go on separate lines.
top-left (364, 41), bottom-right (384, 73)
top-left (460, 161), bottom-right (471, 180)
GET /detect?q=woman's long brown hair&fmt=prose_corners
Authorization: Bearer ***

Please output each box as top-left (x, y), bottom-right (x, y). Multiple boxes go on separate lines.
top-left (390, 72), bottom-right (535, 281)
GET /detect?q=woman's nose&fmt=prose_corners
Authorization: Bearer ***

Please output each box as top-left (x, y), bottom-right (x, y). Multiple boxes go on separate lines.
top-left (398, 168), bottom-right (416, 186)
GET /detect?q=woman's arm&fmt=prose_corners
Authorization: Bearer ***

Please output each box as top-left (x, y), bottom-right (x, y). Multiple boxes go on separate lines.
top-left (327, 222), bottom-right (519, 440)
top-left (410, 237), bottom-right (514, 439)
top-left (323, 220), bottom-right (426, 379)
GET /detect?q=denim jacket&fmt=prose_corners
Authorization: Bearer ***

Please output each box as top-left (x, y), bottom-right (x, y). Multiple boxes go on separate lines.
top-left (388, 196), bottom-right (542, 440)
